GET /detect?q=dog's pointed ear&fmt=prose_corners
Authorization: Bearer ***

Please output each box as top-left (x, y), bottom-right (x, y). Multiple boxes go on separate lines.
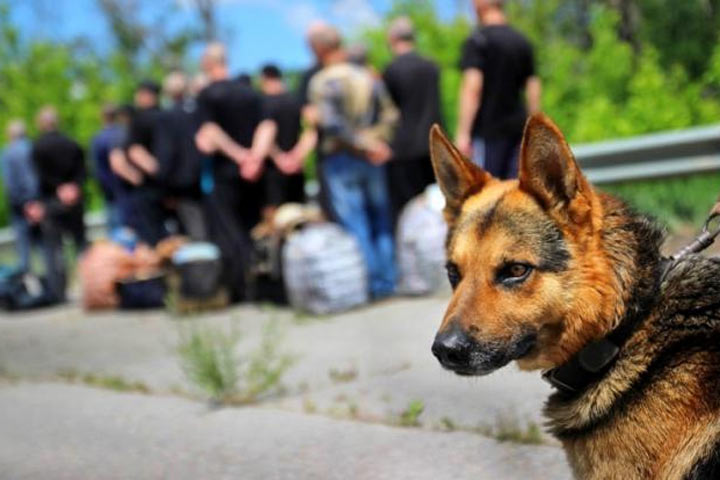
top-left (519, 114), bottom-right (592, 223)
top-left (430, 124), bottom-right (492, 223)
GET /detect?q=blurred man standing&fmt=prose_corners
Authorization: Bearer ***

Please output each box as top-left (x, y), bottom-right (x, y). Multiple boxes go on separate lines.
top-left (383, 17), bottom-right (443, 225)
top-left (194, 42), bottom-right (276, 301)
top-left (31, 107), bottom-right (87, 301)
top-left (456, 0), bottom-right (541, 178)
top-left (258, 64), bottom-right (307, 220)
top-left (154, 71), bottom-right (207, 240)
top-left (32, 106), bottom-right (87, 253)
top-left (90, 104), bottom-right (124, 233)
top-left (307, 26), bottom-right (400, 299)
top-left (110, 81), bottom-right (168, 246)
top-left (1, 120), bottom-right (41, 272)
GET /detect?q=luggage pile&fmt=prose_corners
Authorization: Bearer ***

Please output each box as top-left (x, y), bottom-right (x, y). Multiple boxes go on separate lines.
top-left (396, 184), bottom-right (448, 296)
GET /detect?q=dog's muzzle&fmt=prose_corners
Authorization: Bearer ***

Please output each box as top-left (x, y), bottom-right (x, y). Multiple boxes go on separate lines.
top-left (432, 324), bottom-right (537, 376)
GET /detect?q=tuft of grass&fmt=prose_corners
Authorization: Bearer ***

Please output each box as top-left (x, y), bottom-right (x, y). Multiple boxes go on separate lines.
top-left (177, 320), bottom-right (294, 405)
top-left (477, 414), bottom-right (544, 445)
top-left (601, 173), bottom-right (720, 230)
top-left (398, 399), bottom-right (425, 427)
top-left (303, 397), bottom-right (317, 414)
top-left (242, 321), bottom-right (295, 402)
top-left (439, 416), bottom-right (456, 432)
top-left (328, 366), bottom-right (358, 384)
top-left (177, 325), bottom-right (240, 402)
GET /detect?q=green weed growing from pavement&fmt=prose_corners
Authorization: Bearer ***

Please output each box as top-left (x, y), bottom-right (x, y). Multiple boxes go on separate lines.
top-left (177, 325), bottom-right (241, 402)
top-left (177, 320), bottom-right (294, 404)
top-left (399, 399), bottom-right (425, 427)
top-left (57, 369), bottom-right (150, 394)
top-left (477, 413), bottom-right (544, 445)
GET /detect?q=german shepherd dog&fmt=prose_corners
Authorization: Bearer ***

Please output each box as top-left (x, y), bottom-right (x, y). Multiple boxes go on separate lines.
top-left (429, 113), bottom-right (720, 479)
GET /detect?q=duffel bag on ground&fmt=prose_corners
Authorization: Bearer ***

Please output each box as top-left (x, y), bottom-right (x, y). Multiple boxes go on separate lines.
top-left (396, 184), bottom-right (448, 296)
top-left (283, 223), bottom-right (368, 315)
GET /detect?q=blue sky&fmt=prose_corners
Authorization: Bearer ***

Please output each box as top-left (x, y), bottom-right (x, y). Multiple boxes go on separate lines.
top-left (9, 0), bottom-right (473, 74)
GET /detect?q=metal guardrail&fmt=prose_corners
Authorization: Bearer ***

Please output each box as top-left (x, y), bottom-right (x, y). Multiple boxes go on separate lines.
top-left (575, 123), bottom-right (720, 184)
top-left (2, 124), bottom-right (720, 251)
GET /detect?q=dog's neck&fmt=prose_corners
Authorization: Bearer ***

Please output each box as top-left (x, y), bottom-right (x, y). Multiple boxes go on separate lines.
top-left (544, 194), bottom-right (665, 394)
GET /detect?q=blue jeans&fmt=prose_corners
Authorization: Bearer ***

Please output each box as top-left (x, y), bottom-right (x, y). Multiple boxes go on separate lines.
top-left (10, 212), bottom-right (32, 272)
top-left (472, 136), bottom-right (520, 179)
top-left (322, 152), bottom-right (396, 298)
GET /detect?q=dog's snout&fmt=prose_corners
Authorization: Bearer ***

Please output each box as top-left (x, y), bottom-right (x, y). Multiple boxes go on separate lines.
top-left (432, 324), bottom-right (474, 369)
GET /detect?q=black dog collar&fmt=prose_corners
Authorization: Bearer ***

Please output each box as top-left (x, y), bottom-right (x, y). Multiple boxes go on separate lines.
top-left (542, 338), bottom-right (620, 394)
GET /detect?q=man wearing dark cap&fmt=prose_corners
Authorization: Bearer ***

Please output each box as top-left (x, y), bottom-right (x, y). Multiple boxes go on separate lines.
top-left (258, 64), bottom-right (308, 220)
top-left (91, 104), bottom-right (125, 233)
top-left (110, 80), bottom-right (168, 245)
top-left (383, 17), bottom-right (443, 225)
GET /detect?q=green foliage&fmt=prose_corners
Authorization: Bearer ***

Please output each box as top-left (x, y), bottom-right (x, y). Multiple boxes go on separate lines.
top-left (601, 173), bottom-right (720, 229)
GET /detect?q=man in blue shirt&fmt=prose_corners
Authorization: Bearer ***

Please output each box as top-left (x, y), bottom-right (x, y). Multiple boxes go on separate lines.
top-left (90, 104), bottom-right (125, 233)
top-left (1, 120), bottom-right (43, 272)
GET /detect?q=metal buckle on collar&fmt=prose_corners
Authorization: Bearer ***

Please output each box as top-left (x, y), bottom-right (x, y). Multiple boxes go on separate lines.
top-left (671, 213), bottom-right (720, 262)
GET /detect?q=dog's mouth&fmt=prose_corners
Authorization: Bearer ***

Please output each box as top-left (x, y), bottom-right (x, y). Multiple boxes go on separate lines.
top-left (434, 331), bottom-right (538, 377)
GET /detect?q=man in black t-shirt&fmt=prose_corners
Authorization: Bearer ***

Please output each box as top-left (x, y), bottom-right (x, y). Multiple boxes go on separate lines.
top-left (110, 80), bottom-right (168, 246)
top-left (456, 0), bottom-right (541, 179)
top-left (154, 71), bottom-right (207, 241)
top-left (31, 106), bottom-right (87, 301)
top-left (258, 64), bottom-right (306, 218)
top-left (383, 17), bottom-right (443, 225)
top-left (194, 42), bottom-right (277, 301)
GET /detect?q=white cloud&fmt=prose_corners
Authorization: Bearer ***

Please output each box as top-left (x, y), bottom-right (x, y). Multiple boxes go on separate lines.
top-left (176, 0), bottom-right (380, 34)
top-left (329, 0), bottom-right (380, 32)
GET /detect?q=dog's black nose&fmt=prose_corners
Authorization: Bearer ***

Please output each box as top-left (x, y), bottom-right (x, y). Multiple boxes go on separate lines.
top-left (432, 324), bottom-right (474, 370)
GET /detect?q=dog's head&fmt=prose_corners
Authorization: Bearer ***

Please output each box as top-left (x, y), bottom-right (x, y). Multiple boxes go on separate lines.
top-left (431, 113), bottom-right (617, 376)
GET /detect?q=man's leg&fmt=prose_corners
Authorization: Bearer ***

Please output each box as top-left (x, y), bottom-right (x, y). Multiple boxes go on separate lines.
top-left (471, 137), bottom-right (486, 168)
top-left (322, 153), bottom-right (378, 295)
top-left (126, 189), bottom-right (168, 246)
top-left (205, 180), bottom-right (252, 302)
top-left (67, 203), bottom-right (88, 252)
top-left (176, 198), bottom-right (208, 241)
top-left (387, 156), bottom-right (437, 227)
top-left (11, 213), bottom-right (32, 272)
top-left (363, 162), bottom-right (396, 298)
top-left (39, 214), bottom-right (67, 302)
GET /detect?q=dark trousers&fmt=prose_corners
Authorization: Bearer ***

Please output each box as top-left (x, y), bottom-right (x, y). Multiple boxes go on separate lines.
top-left (124, 188), bottom-right (168, 247)
top-left (38, 200), bottom-right (87, 301)
top-left (386, 155), bottom-right (436, 227)
top-left (484, 136), bottom-right (521, 180)
top-left (205, 178), bottom-right (258, 302)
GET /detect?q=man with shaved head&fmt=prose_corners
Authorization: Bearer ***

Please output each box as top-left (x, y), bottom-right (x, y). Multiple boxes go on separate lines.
top-left (456, 0), bottom-right (541, 179)
top-left (31, 106), bottom-right (87, 300)
top-left (32, 105), bottom-right (87, 253)
top-left (383, 16), bottom-right (443, 225)
top-left (194, 41), bottom-right (277, 301)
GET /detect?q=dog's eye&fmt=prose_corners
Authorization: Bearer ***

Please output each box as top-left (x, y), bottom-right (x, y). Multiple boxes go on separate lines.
top-left (497, 263), bottom-right (533, 286)
top-left (446, 262), bottom-right (461, 289)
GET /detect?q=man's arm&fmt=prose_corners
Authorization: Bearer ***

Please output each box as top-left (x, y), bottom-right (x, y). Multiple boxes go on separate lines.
top-left (109, 148), bottom-right (143, 186)
top-left (127, 144), bottom-right (159, 176)
top-left (240, 119), bottom-right (277, 181)
top-left (525, 76), bottom-right (542, 116)
top-left (456, 68), bottom-right (483, 158)
top-left (195, 122), bottom-right (249, 163)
